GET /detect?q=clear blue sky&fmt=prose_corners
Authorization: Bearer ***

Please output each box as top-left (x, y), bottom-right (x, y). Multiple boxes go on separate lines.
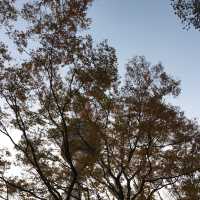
top-left (88, 0), bottom-right (200, 119)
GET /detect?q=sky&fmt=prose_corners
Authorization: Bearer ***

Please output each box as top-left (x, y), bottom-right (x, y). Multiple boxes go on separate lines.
top-left (88, 0), bottom-right (200, 120)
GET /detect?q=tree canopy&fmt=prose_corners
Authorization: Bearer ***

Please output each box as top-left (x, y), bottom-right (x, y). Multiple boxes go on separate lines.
top-left (171, 0), bottom-right (200, 30)
top-left (0, 0), bottom-right (200, 199)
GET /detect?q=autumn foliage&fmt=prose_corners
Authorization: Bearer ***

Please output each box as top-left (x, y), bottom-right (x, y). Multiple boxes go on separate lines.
top-left (0, 1), bottom-right (199, 199)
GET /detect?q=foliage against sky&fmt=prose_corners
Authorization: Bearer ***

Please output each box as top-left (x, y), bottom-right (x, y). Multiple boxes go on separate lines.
top-left (0, 0), bottom-right (199, 199)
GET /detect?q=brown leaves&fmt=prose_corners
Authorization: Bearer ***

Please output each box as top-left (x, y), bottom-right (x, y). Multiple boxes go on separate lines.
top-left (0, 0), bottom-right (199, 199)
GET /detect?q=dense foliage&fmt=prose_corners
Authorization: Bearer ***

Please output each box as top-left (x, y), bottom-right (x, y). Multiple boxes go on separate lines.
top-left (0, 0), bottom-right (200, 199)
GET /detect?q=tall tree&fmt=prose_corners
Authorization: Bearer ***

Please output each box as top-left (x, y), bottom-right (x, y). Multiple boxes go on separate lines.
top-left (0, 1), bottom-right (200, 199)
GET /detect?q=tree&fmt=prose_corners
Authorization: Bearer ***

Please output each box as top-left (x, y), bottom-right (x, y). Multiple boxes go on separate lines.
top-left (171, 0), bottom-right (200, 30)
top-left (0, 1), bottom-right (200, 199)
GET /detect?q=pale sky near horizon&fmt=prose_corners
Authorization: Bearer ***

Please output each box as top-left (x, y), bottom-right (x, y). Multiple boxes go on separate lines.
top-left (88, 0), bottom-right (200, 120)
